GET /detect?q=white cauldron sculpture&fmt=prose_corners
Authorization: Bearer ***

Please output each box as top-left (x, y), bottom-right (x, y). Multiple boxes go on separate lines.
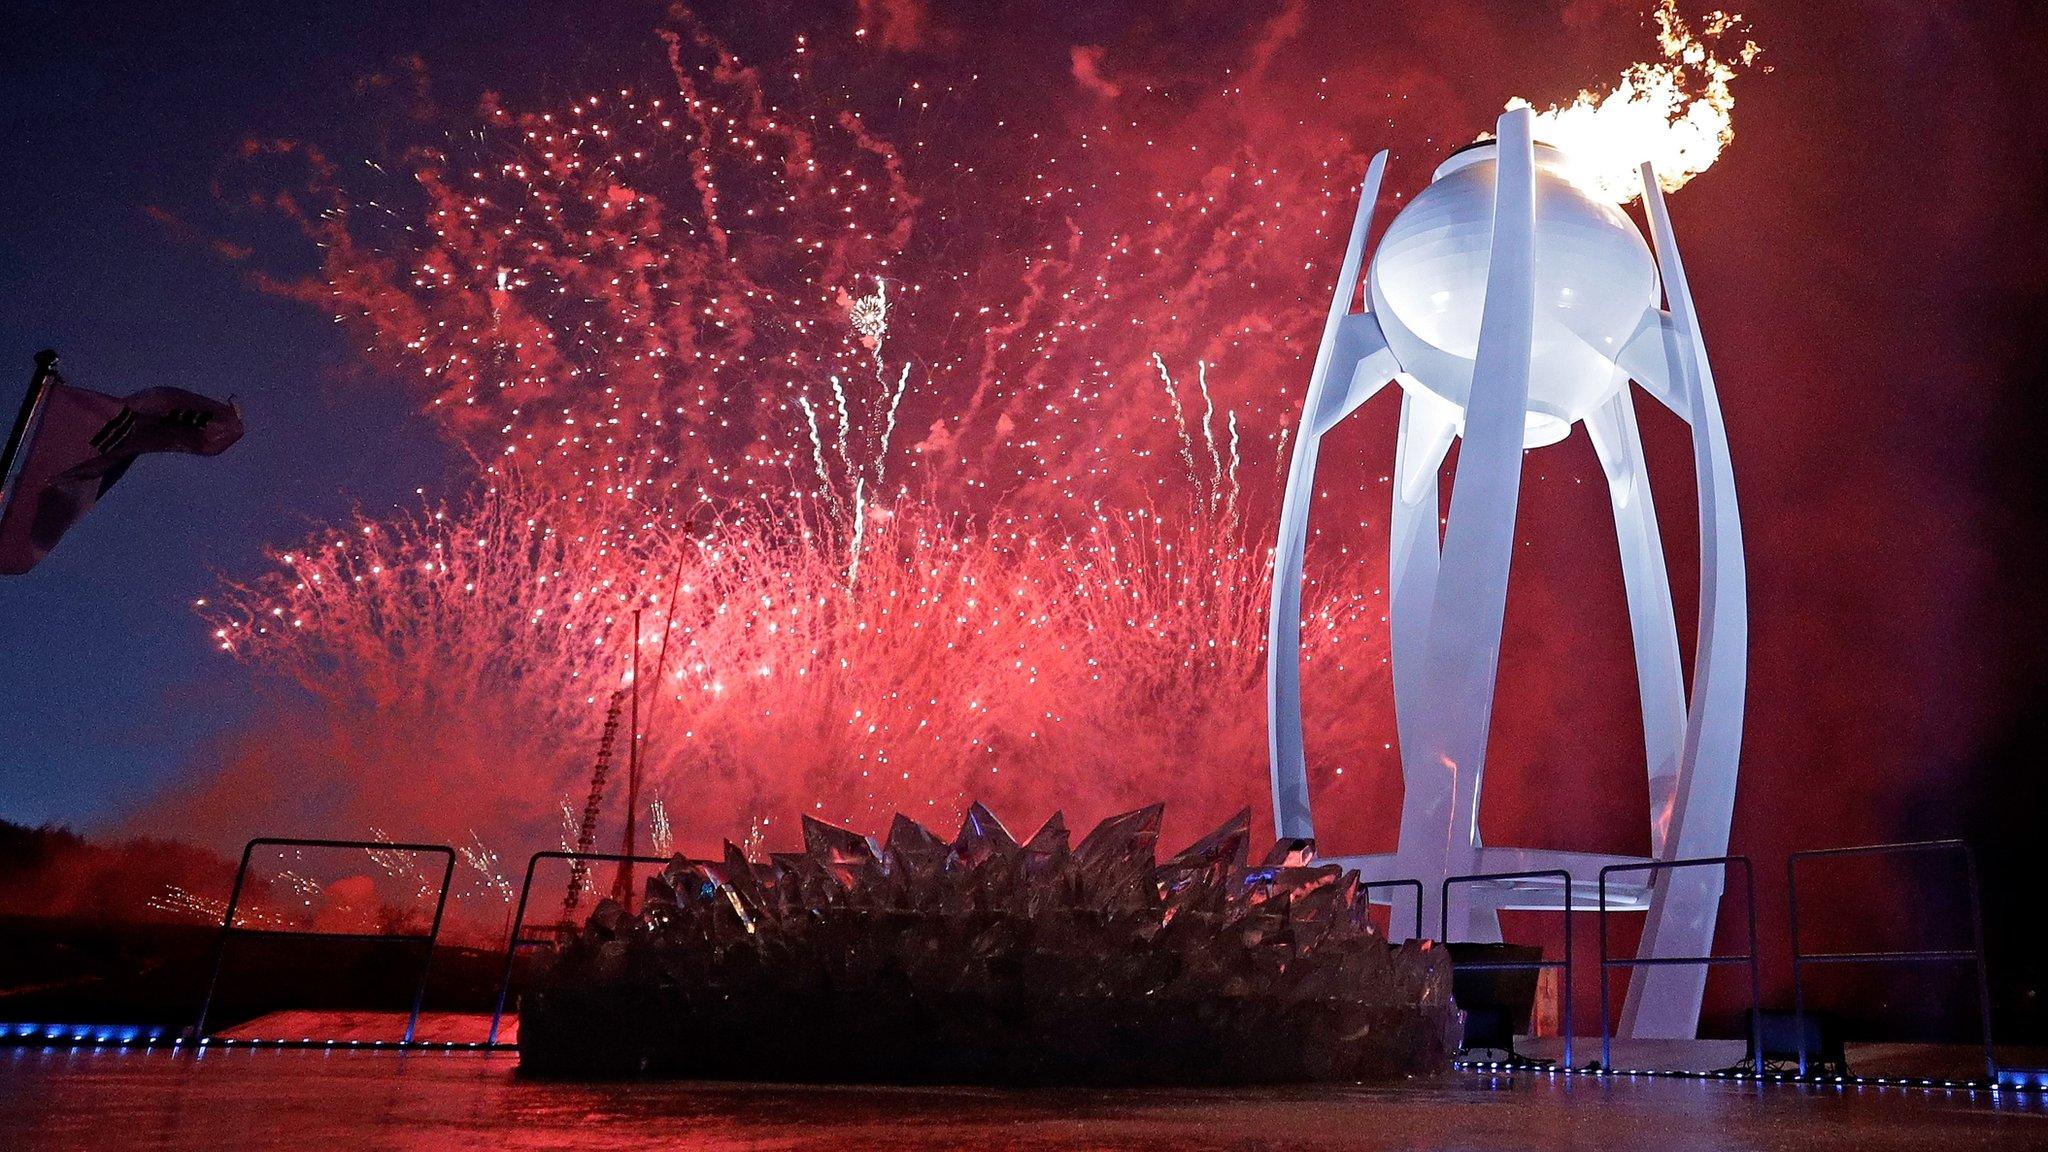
top-left (1267, 107), bottom-right (1746, 1040)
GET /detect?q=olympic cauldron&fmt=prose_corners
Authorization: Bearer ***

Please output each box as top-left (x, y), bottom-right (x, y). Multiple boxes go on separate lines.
top-left (519, 804), bottom-right (1460, 1083)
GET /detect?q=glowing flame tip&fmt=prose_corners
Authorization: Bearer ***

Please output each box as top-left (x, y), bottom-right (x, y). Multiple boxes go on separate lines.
top-left (1504, 0), bottom-right (1765, 204)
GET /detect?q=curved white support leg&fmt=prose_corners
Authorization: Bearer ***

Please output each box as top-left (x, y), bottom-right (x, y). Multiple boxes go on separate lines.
top-left (1268, 152), bottom-right (1392, 840)
top-left (1584, 385), bottom-right (1688, 851)
top-left (1622, 163), bottom-right (1750, 1039)
top-left (1383, 391), bottom-right (1455, 939)
top-left (1405, 106), bottom-right (1538, 942)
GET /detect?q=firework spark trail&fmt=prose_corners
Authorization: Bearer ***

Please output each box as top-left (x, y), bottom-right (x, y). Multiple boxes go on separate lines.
top-left (146, 885), bottom-right (291, 928)
top-left (797, 396), bottom-right (839, 514)
top-left (648, 799), bottom-right (674, 857)
top-left (1145, 354), bottom-right (1241, 520)
top-left (847, 279), bottom-right (910, 491)
top-left (797, 396), bottom-right (838, 508)
top-left (1225, 410), bottom-right (1242, 529)
top-left (460, 830), bottom-right (514, 906)
top-left (1149, 352), bottom-right (1202, 488)
top-left (1196, 361), bottom-right (1223, 510)
top-left (791, 282), bottom-right (920, 587)
top-left (366, 827), bottom-right (436, 904)
top-left (846, 473), bottom-right (870, 586)
top-left (877, 362), bottom-right (910, 492)
top-left (831, 377), bottom-right (856, 483)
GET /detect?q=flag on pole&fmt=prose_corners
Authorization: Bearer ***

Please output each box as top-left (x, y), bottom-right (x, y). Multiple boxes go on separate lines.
top-left (0, 352), bottom-right (244, 574)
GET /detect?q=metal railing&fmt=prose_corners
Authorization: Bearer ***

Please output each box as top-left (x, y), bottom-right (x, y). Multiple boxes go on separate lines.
top-left (487, 849), bottom-right (674, 1046)
top-left (194, 837), bottom-right (456, 1045)
top-left (167, 831), bottom-right (2010, 1087)
top-left (1788, 839), bottom-right (1995, 1081)
top-left (1598, 855), bottom-right (1761, 1075)
top-left (1442, 868), bottom-right (1574, 1069)
top-left (1359, 877), bottom-right (1424, 941)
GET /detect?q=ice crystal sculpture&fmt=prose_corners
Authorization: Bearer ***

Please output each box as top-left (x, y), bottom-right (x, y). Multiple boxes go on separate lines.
top-left (519, 804), bottom-right (1460, 1083)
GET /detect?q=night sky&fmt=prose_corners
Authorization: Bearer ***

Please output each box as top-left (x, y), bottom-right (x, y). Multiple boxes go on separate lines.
top-left (2, 0), bottom-right (2044, 1028)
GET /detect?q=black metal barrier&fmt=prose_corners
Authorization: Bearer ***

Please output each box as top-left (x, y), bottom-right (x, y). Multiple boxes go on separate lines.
top-left (1598, 856), bottom-right (1761, 1076)
top-left (1359, 877), bottom-right (1424, 941)
top-left (194, 837), bottom-right (456, 1045)
top-left (165, 833), bottom-right (2011, 1089)
top-left (1789, 839), bottom-right (1995, 1081)
top-left (488, 849), bottom-right (674, 1047)
top-left (1442, 869), bottom-right (1574, 1070)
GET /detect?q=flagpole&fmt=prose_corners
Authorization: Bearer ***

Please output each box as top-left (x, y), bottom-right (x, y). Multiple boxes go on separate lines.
top-left (0, 350), bottom-right (59, 509)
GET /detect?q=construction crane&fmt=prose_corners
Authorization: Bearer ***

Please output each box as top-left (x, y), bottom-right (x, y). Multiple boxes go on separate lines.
top-left (561, 687), bottom-right (627, 918)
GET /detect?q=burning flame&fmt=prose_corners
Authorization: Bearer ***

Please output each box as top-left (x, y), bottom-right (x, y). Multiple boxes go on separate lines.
top-left (1508, 0), bottom-right (1764, 204)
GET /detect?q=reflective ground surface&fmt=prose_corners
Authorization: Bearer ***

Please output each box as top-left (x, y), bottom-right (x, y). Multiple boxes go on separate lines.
top-left (2, 1049), bottom-right (2044, 1151)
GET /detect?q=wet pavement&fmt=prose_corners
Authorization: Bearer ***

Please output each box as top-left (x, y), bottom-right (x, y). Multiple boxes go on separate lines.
top-left (2, 1048), bottom-right (2043, 1151)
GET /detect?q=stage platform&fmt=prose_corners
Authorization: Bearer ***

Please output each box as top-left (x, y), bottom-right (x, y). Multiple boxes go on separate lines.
top-left (214, 1010), bottom-right (513, 1046)
top-left (196, 1013), bottom-right (2046, 1093)
top-left (3, 1046), bottom-right (2043, 1152)
top-left (74, 1013), bottom-right (2046, 1086)
top-left (1501, 1036), bottom-right (2046, 1084)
